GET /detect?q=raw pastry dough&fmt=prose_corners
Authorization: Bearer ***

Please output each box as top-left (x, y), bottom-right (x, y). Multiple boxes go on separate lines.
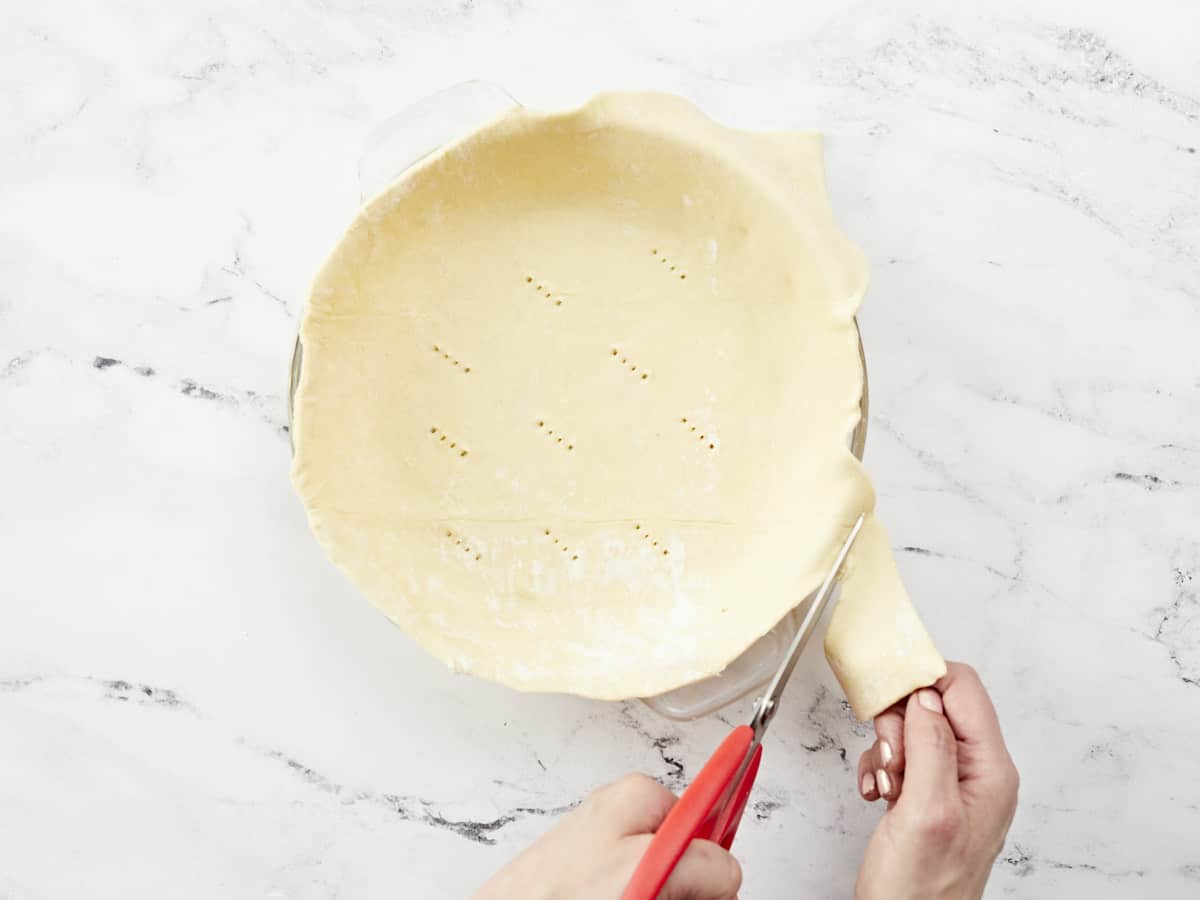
top-left (826, 515), bottom-right (947, 719)
top-left (291, 92), bottom-right (943, 716)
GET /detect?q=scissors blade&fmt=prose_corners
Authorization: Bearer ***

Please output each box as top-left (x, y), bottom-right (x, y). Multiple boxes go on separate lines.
top-left (749, 513), bottom-right (866, 740)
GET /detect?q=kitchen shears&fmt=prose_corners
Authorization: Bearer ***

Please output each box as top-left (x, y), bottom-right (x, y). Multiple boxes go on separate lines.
top-left (621, 513), bottom-right (866, 900)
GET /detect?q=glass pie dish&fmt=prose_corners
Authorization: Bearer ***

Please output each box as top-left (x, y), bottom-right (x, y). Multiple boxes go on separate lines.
top-left (288, 81), bottom-right (869, 720)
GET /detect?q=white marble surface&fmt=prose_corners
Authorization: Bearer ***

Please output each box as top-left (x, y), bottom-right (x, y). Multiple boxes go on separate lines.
top-left (2, 1), bottom-right (1198, 897)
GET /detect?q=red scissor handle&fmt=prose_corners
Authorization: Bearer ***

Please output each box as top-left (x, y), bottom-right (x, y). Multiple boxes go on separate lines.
top-left (621, 725), bottom-right (761, 900)
top-left (710, 739), bottom-right (762, 849)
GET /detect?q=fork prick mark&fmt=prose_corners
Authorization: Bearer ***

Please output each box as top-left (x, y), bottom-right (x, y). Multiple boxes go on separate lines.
top-left (432, 344), bottom-right (471, 373)
top-left (542, 527), bottom-right (579, 561)
top-left (525, 273), bottom-right (566, 308)
top-left (610, 347), bottom-right (650, 381)
top-left (429, 426), bottom-right (470, 457)
top-left (633, 522), bottom-right (670, 556)
top-left (445, 527), bottom-right (482, 561)
top-left (651, 248), bottom-right (688, 280)
top-left (679, 416), bottom-right (717, 451)
top-left (536, 420), bottom-right (575, 452)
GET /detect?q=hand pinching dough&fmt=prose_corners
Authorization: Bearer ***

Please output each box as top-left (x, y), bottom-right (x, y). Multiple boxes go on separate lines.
top-left (291, 92), bottom-right (944, 716)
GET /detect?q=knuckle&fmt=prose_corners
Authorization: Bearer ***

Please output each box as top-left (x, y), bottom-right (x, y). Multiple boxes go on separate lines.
top-left (881, 709), bottom-right (905, 732)
top-left (953, 661), bottom-right (980, 683)
top-left (1001, 761), bottom-right (1021, 806)
top-left (599, 772), bottom-right (662, 808)
top-left (590, 777), bottom-right (621, 810)
top-left (724, 849), bottom-right (744, 892)
top-left (916, 801), bottom-right (965, 842)
top-left (619, 771), bottom-right (661, 795)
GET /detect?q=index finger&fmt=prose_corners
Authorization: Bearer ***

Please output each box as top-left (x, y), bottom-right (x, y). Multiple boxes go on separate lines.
top-left (936, 662), bottom-right (1008, 759)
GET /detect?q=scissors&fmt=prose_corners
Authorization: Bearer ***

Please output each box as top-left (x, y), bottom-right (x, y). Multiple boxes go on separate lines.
top-left (621, 513), bottom-right (866, 900)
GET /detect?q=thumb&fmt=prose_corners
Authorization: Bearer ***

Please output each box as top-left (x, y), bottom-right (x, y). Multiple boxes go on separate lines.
top-left (897, 688), bottom-right (960, 814)
top-left (659, 839), bottom-right (742, 900)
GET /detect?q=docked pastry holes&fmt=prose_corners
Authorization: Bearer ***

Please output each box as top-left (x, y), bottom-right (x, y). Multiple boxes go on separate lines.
top-left (431, 343), bottom-right (471, 373)
top-left (680, 416), bottom-right (717, 451)
top-left (650, 248), bottom-right (687, 280)
top-left (525, 274), bottom-right (565, 307)
top-left (428, 425), bottom-right (469, 457)
top-left (543, 527), bottom-right (579, 561)
top-left (536, 419), bottom-right (575, 451)
top-left (445, 527), bottom-right (482, 561)
top-left (633, 522), bottom-right (670, 556)
top-left (610, 347), bottom-right (650, 380)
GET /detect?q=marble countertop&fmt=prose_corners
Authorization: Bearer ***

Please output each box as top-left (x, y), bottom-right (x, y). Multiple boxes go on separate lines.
top-left (3, 1), bottom-right (1198, 897)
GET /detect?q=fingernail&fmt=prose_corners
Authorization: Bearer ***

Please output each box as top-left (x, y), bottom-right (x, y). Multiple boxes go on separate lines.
top-left (880, 740), bottom-right (893, 766)
top-left (861, 772), bottom-right (875, 797)
top-left (918, 689), bottom-right (943, 714)
top-left (876, 769), bottom-right (891, 796)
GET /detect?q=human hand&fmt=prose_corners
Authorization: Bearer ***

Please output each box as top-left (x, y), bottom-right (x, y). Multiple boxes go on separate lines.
top-left (474, 773), bottom-right (742, 900)
top-left (853, 662), bottom-right (1019, 900)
